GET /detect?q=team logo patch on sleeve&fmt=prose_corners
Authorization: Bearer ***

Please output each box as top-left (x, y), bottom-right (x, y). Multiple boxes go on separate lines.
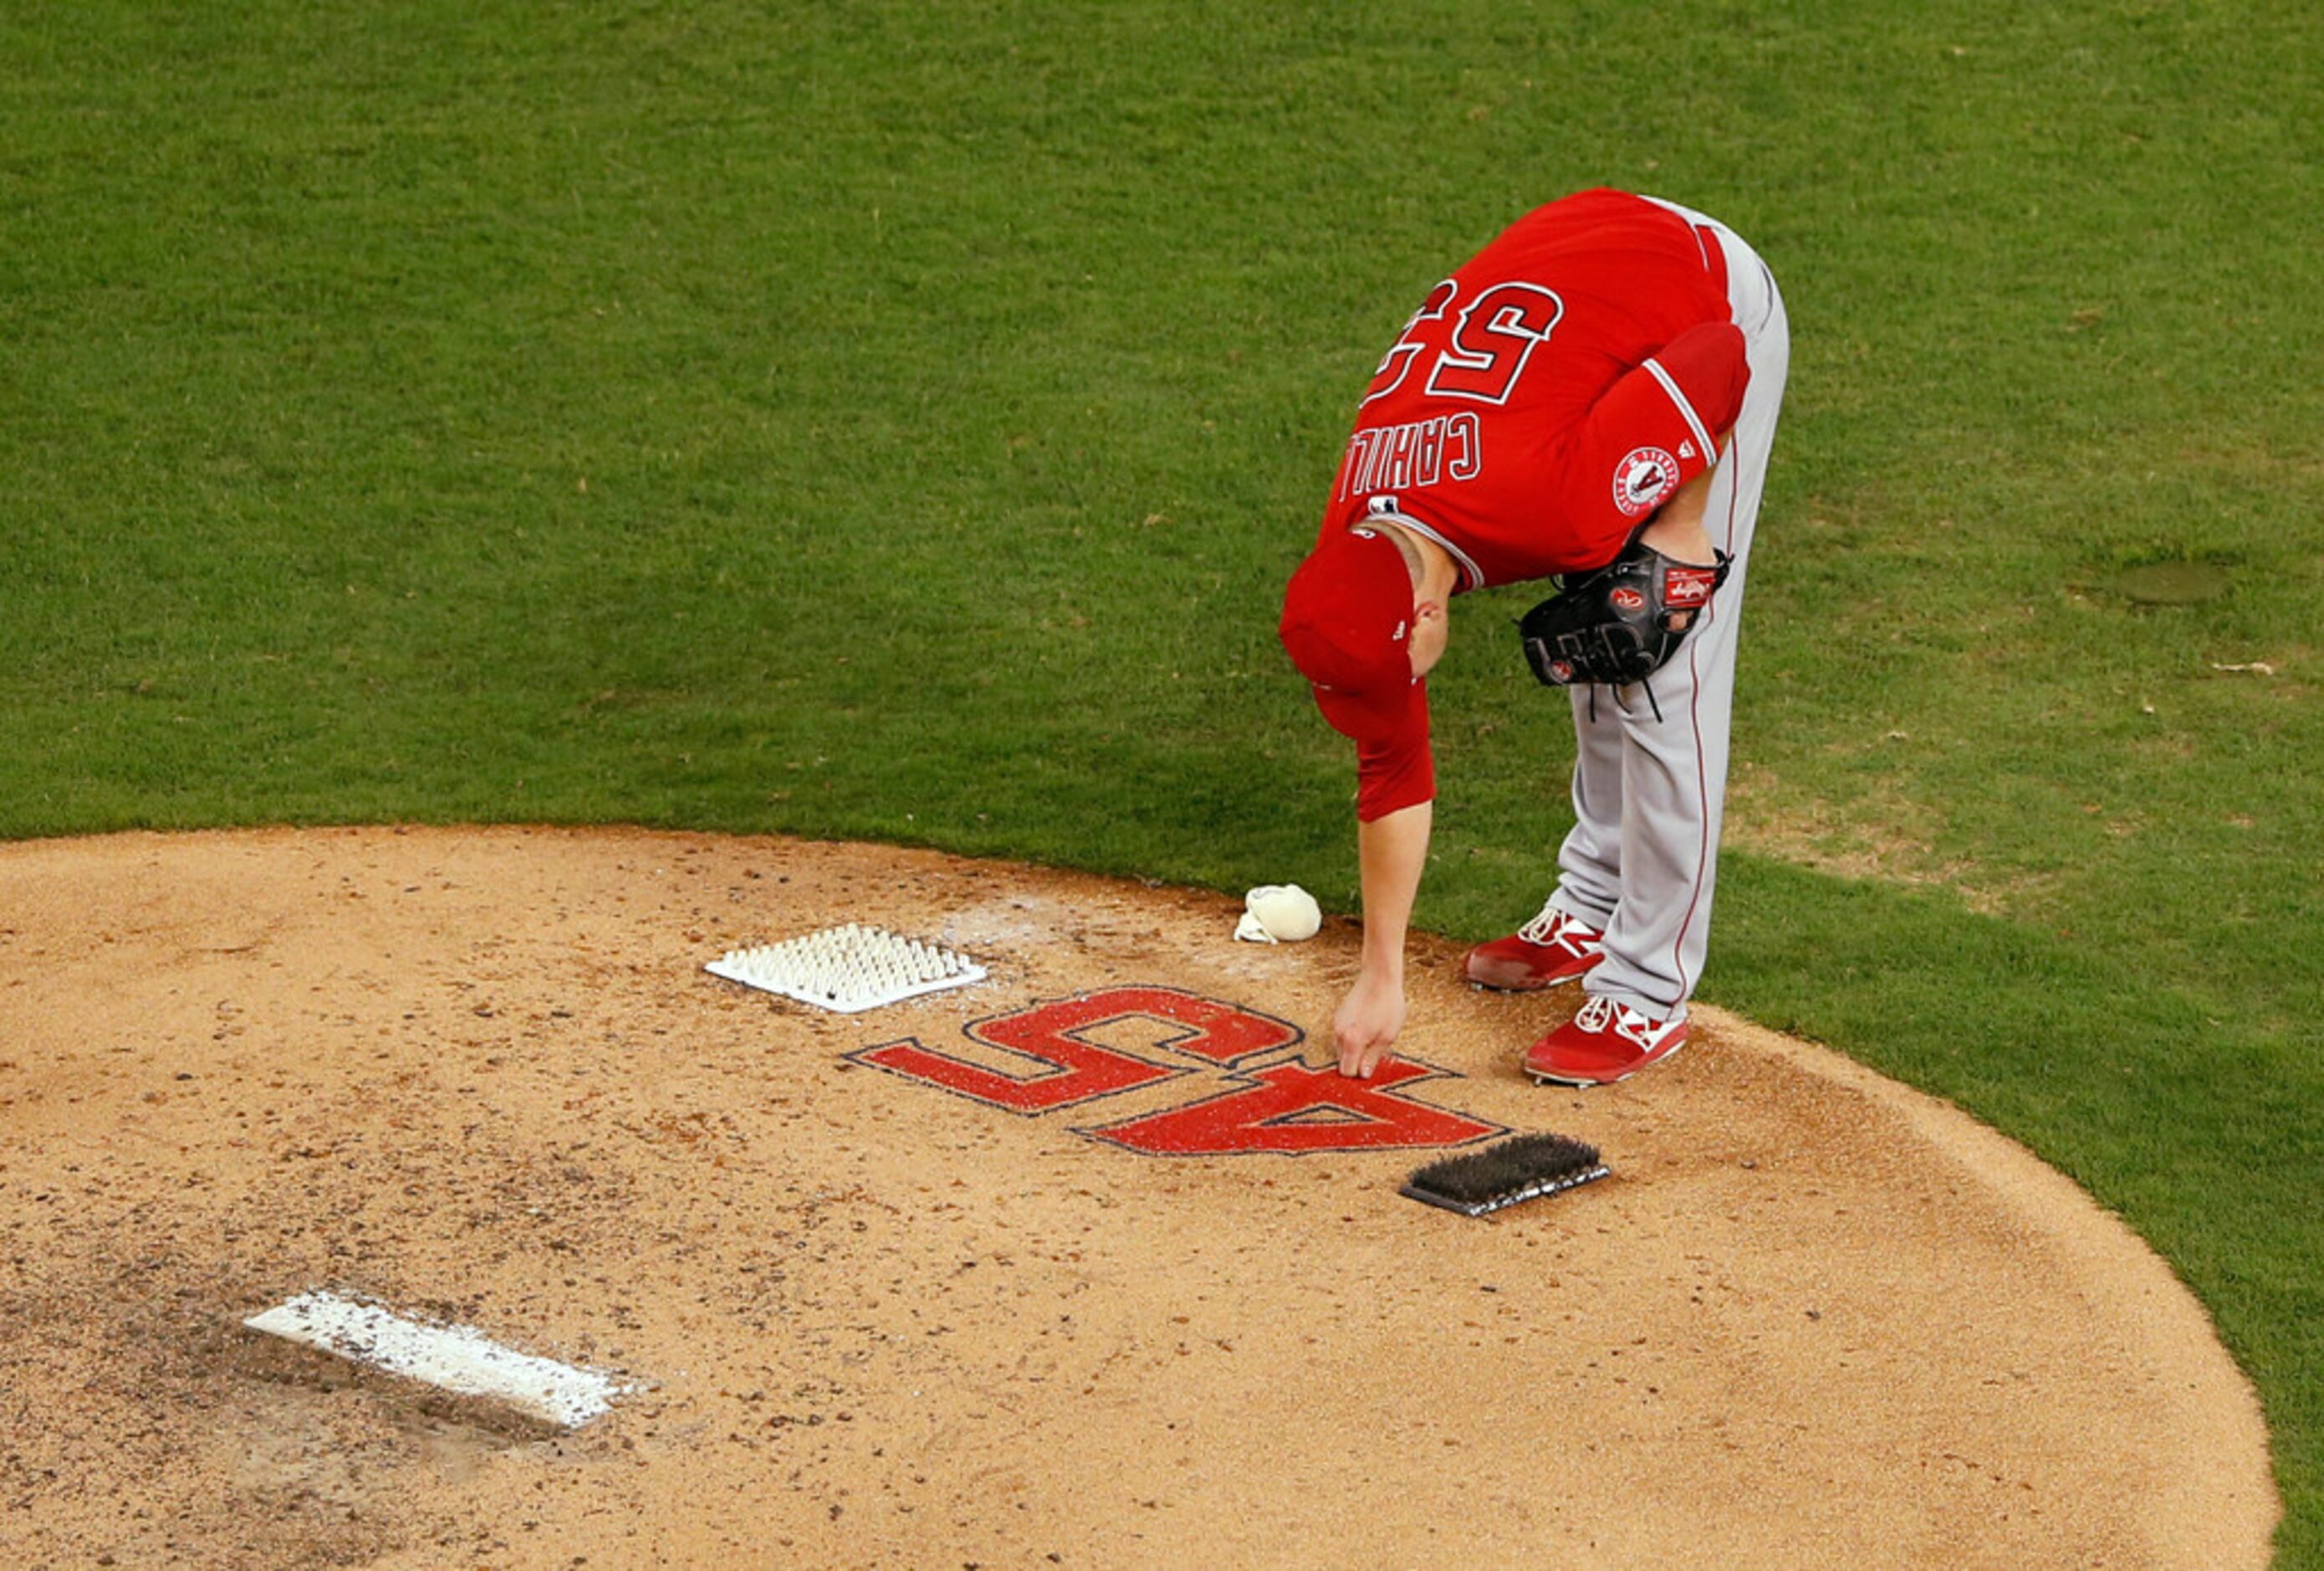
top-left (1613, 446), bottom-right (1679, 518)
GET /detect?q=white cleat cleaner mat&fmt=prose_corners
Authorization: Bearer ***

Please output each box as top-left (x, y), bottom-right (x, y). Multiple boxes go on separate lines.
top-left (707, 922), bottom-right (986, 1013)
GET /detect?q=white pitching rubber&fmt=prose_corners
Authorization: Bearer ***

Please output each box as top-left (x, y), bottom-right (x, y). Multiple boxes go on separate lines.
top-left (243, 1290), bottom-right (634, 1428)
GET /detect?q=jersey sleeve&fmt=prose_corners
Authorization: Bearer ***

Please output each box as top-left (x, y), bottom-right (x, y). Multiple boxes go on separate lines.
top-left (1352, 685), bottom-right (1435, 822)
top-left (1555, 320), bottom-right (1750, 568)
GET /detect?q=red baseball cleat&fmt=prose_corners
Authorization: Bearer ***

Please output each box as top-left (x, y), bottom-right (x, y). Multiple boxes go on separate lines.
top-left (1464, 903), bottom-right (1603, 991)
top-left (1525, 995), bottom-right (1688, 1087)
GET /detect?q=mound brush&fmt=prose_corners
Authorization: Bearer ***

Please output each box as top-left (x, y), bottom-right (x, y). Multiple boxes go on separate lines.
top-left (1400, 1133), bottom-right (1610, 1217)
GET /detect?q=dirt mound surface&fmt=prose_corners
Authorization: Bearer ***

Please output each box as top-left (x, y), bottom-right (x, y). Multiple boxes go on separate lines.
top-left (0, 826), bottom-right (2278, 1567)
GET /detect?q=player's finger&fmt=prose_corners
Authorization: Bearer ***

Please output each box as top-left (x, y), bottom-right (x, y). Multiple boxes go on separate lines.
top-left (1341, 1033), bottom-right (1388, 1079)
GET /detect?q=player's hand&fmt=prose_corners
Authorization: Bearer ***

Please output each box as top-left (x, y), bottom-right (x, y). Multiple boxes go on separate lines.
top-left (1333, 969), bottom-right (1407, 1079)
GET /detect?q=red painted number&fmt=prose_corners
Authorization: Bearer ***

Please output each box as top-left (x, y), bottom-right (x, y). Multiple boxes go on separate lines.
top-left (851, 987), bottom-right (1299, 1115)
top-left (1090, 1057), bottom-right (1503, 1157)
top-left (855, 986), bottom-right (1504, 1158)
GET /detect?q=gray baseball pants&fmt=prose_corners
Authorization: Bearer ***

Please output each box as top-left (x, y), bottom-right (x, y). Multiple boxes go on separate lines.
top-left (1547, 202), bottom-right (1790, 1021)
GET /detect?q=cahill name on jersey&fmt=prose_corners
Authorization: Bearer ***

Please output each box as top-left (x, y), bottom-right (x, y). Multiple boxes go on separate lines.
top-left (1322, 188), bottom-right (1751, 586)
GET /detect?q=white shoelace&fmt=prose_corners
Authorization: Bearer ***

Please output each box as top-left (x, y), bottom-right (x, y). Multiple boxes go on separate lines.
top-left (1516, 903), bottom-right (1590, 948)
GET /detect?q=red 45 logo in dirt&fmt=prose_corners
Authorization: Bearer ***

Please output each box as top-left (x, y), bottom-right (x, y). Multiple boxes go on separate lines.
top-left (850, 986), bottom-right (1504, 1157)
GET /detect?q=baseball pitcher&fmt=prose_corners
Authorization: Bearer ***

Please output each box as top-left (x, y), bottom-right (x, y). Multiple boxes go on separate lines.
top-left (1278, 188), bottom-right (1789, 1087)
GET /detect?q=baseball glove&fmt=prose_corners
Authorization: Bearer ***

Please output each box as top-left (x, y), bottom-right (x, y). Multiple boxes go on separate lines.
top-left (1520, 536), bottom-right (1732, 690)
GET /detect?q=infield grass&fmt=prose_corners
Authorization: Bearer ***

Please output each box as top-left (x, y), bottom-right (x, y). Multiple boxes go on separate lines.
top-left (3, 0), bottom-right (2319, 1557)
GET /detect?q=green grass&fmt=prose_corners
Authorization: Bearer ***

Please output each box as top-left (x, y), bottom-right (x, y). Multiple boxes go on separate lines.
top-left (3, 0), bottom-right (2319, 1557)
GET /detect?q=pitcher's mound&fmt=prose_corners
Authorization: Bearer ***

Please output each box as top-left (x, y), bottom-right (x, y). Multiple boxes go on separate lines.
top-left (0, 827), bottom-right (2278, 1567)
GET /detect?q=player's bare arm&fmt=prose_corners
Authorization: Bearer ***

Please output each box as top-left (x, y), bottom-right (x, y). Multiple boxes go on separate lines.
top-left (1336, 799), bottom-right (1431, 1077)
top-left (1637, 428), bottom-right (1732, 562)
top-left (1326, 524), bottom-right (1457, 1078)
top-left (1635, 429), bottom-right (1733, 627)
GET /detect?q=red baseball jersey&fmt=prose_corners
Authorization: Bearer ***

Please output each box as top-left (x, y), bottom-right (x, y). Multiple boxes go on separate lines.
top-left (1322, 188), bottom-right (1748, 586)
top-left (1320, 189), bottom-right (1750, 819)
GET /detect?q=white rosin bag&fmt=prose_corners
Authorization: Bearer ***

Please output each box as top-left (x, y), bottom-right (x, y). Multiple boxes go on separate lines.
top-left (1234, 883), bottom-right (1322, 944)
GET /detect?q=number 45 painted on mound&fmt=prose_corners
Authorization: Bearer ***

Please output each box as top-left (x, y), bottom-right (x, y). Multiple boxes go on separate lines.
top-left (850, 986), bottom-right (1504, 1157)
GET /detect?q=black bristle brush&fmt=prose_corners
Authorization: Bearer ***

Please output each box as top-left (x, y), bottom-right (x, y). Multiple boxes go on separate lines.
top-left (1400, 1133), bottom-right (1610, 1217)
